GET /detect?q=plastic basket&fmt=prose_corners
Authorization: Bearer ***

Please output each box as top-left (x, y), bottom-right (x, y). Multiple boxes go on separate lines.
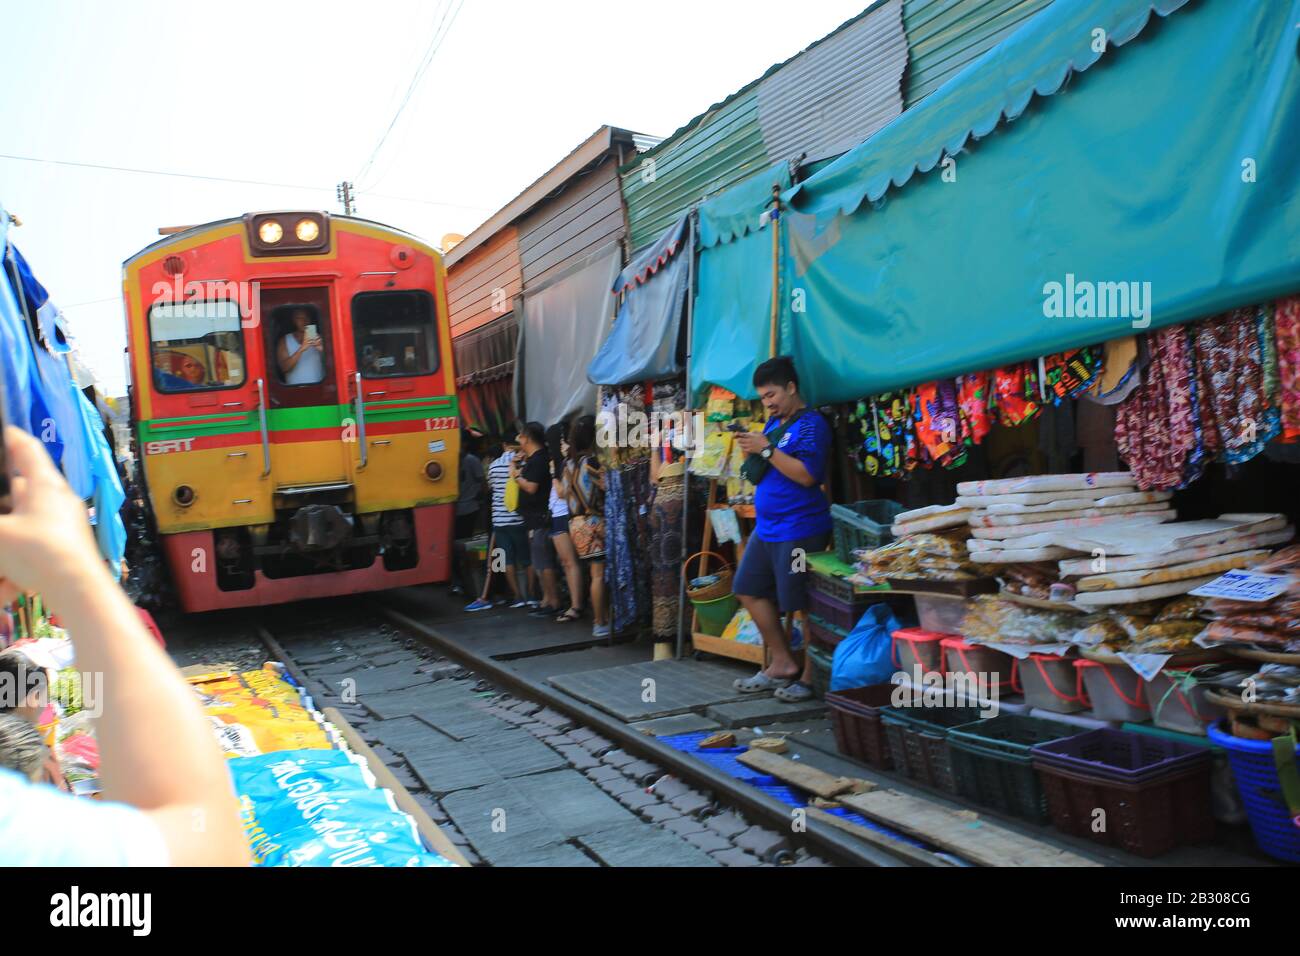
top-left (1074, 660), bottom-right (1150, 724)
top-left (826, 683), bottom-right (897, 769)
top-left (1207, 721), bottom-right (1300, 863)
top-left (807, 643), bottom-right (834, 699)
top-left (811, 571), bottom-right (867, 606)
top-left (1034, 761), bottom-right (1215, 857)
top-left (808, 589), bottom-right (866, 632)
top-left (807, 614), bottom-right (848, 651)
top-left (831, 500), bottom-right (906, 563)
top-left (948, 715), bottom-right (1076, 822)
top-left (880, 705), bottom-right (983, 793)
top-left (1030, 728), bottom-right (1211, 784)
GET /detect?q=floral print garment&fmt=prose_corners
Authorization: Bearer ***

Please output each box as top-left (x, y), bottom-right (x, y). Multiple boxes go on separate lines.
top-left (1115, 325), bottom-right (1198, 490)
top-left (1275, 296), bottom-right (1300, 441)
top-left (1190, 308), bottom-right (1276, 465)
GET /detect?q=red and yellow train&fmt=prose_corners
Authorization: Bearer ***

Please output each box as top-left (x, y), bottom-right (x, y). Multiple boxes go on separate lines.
top-left (122, 212), bottom-right (460, 612)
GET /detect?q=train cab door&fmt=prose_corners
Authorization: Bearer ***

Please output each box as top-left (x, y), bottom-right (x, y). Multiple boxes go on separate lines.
top-left (258, 284), bottom-right (354, 489)
top-left (346, 288), bottom-right (458, 511)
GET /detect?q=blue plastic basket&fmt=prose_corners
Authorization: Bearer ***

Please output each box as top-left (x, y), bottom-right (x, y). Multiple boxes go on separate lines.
top-left (1206, 721), bottom-right (1300, 864)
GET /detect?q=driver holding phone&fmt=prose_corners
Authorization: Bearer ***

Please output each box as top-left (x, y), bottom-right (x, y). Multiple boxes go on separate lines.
top-left (277, 307), bottom-right (324, 385)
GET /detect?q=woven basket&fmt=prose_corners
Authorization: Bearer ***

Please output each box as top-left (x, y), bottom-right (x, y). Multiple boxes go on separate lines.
top-left (685, 551), bottom-right (734, 602)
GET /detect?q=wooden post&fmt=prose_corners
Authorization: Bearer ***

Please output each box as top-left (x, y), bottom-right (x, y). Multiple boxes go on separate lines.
top-left (768, 182), bottom-right (782, 359)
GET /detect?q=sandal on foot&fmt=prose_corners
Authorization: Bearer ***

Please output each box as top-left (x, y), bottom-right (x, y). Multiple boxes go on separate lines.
top-left (555, 607), bottom-right (584, 623)
top-left (774, 681), bottom-right (815, 703)
top-left (733, 671), bottom-right (793, 694)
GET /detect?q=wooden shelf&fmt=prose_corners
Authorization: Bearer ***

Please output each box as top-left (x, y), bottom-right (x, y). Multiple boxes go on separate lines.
top-left (691, 631), bottom-right (766, 665)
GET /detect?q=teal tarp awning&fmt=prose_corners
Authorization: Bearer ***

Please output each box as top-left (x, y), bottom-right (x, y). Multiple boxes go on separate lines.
top-left (689, 0), bottom-right (1300, 405)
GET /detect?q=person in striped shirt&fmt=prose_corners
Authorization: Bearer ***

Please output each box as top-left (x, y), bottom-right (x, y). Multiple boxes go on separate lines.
top-left (465, 436), bottom-right (531, 611)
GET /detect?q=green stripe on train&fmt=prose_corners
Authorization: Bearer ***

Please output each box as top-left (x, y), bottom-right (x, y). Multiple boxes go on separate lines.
top-left (138, 396), bottom-right (459, 441)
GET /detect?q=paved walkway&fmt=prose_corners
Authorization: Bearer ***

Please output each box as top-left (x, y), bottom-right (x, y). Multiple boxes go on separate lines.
top-left (375, 585), bottom-right (1270, 868)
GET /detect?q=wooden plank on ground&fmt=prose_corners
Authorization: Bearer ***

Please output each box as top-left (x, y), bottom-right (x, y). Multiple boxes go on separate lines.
top-left (840, 791), bottom-right (1100, 867)
top-left (804, 806), bottom-right (951, 868)
top-left (736, 749), bottom-right (869, 800)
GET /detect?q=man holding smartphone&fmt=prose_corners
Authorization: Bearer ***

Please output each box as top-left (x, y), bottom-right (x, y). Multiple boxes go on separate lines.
top-left (730, 357), bottom-right (833, 703)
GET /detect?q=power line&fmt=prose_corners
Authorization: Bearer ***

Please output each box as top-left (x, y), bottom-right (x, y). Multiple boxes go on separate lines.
top-left (0, 152), bottom-right (492, 212)
top-left (354, 0), bottom-right (465, 189)
top-left (0, 152), bottom-right (332, 193)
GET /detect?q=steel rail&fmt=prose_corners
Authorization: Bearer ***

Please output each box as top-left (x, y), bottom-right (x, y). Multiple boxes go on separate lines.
top-left (371, 602), bottom-right (929, 868)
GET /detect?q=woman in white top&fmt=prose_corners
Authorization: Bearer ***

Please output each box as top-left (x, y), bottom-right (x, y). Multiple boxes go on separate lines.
top-left (277, 308), bottom-right (324, 385)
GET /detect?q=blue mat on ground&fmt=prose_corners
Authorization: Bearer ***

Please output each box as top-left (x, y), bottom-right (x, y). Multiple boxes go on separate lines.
top-left (658, 731), bottom-right (931, 852)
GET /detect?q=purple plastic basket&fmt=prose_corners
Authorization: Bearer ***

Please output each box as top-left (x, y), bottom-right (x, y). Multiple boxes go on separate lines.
top-left (1030, 728), bottom-right (1210, 783)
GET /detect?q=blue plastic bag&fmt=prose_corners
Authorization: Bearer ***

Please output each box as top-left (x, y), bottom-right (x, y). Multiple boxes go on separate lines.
top-left (829, 603), bottom-right (899, 692)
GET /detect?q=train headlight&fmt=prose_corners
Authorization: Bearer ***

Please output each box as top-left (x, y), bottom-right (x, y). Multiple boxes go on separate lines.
top-left (423, 461), bottom-right (444, 481)
top-left (258, 220), bottom-right (283, 244)
top-left (295, 218), bottom-right (320, 242)
top-left (173, 485), bottom-right (196, 507)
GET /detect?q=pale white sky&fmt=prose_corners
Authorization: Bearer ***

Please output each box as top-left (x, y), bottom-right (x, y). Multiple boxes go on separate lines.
top-left (1, 0), bottom-right (868, 394)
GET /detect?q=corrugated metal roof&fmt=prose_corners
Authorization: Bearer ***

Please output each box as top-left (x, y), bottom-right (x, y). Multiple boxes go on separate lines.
top-left (757, 0), bottom-right (908, 164)
top-left (620, 89), bottom-right (769, 252)
top-left (902, 0), bottom-right (1055, 107)
top-left (619, 1), bottom-right (910, 252)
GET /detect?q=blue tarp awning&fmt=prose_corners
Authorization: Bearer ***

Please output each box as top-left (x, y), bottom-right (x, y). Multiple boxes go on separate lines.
top-left (588, 216), bottom-right (690, 386)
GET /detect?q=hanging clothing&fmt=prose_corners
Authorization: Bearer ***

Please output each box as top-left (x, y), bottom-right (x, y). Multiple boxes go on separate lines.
top-left (1274, 295), bottom-right (1300, 442)
top-left (648, 472), bottom-right (685, 642)
top-left (1115, 325), bottom-right (1198, 490)
top-left (1189, 308), bottom-right (1276, 466)
top-left (994, 363), bottom-right (1041, 428)
top-left (850, 391), bottom-right (908, 478)
top-left (957, 372), bottom-right (993, 447)
top-left (1084, 336), bottom-right (1144, 405)
top-left (1041, 345), bottom-right (1105, 403)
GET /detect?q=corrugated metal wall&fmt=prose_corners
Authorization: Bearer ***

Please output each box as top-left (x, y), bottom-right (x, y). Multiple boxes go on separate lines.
top-left (517, 156), bottom-right (627, 292)
top-left (620, 88), bottom-right (769, 254)
top-left (902, 0), bottom-right (1054, 107)
top-left (446, 227), bottom-right (523, 338)
top-left (757, 0), bottom-right (907, 164)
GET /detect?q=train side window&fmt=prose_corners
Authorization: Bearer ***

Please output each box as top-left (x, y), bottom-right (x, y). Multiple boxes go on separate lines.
top-left (148, 300), bottom-right (246, 392)
top-left (271, 303), bottom-right (327, 386)
top-left (352, 291), bottom-right (438, 378)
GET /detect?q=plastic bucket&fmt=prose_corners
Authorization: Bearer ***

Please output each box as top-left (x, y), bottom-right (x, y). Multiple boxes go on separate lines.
top-left (1074, 660), bottom-right (1149, 724)
top-left (1018, 654), bottom-right (1087, 714)
top-left (891, 627), bottom-right (949, 680)
top-left (1145, 669), bottom-right (1225, 736)
top-left (942, 638), bottom-right (1018, 694)
top-left (691, 593), bottom-right (738, 636)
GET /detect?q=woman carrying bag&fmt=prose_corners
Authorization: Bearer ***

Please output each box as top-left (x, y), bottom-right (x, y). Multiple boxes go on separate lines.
top-left (562, 415), bottom-right (610, 639)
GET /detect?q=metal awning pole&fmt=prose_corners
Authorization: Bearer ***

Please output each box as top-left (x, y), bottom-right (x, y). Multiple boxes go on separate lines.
top-left (675, 210), bottom-right (697, 661)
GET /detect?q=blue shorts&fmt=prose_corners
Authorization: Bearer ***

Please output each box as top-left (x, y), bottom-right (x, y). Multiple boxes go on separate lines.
top-left (732, 533), bottom-right (830, 613)
top-left (491, 524), bottom-right (529, 568)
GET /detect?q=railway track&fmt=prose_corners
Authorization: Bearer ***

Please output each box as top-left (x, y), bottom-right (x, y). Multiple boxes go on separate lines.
top-left (167, 597), bottom-right (889, 868)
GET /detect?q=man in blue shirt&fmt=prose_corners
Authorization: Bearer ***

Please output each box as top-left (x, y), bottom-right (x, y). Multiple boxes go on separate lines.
top-left (731, 357), bottom-right (832, 702)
